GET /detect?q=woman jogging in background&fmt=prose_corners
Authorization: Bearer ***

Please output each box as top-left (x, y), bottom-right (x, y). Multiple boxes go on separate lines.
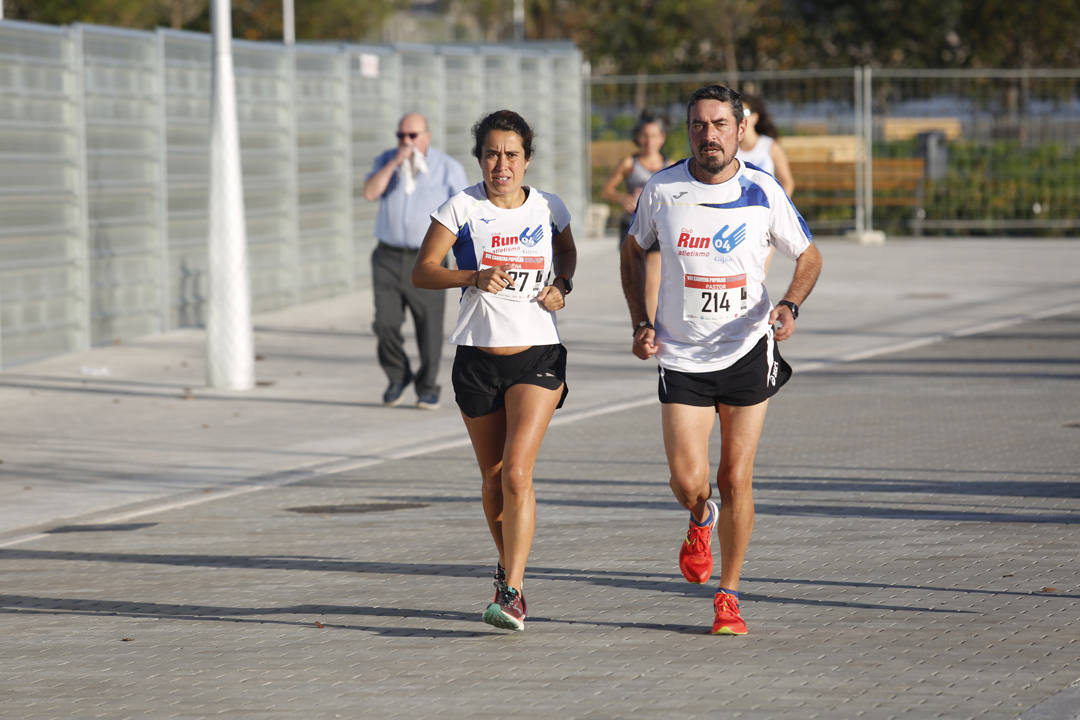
top-left (736, 94), bottom-right (796, 195)
top-left (738, 94), bottom-right (796, 275)
top-left (412, 110), bottom-right (576, 632)
top-left (602, 110), bottom-right (671, 323)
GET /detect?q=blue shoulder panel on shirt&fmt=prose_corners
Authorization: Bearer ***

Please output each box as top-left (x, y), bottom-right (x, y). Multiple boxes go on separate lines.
top-left (453, 223), bottom-right (478, 298)
top-left (453, 223), bottom-right (477, 271)
top-left (698, 175), bottom-right (771, 210)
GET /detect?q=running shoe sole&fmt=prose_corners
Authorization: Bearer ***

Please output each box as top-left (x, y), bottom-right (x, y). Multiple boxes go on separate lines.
top-left (711, 625), bottom-right (748, 636)
top-left (482, 602), bottom-right (525, 631)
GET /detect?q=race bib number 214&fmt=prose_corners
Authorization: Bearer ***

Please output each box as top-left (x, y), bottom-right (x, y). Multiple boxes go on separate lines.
top-left (682, 273), bottom-right (747, 322)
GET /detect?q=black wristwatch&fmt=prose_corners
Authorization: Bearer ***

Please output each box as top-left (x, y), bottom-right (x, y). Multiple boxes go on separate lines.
top-left (777, 300), bottom-right (799, 319)
top-left (555, 274), bottom-right (573, 295)
top-left (635, 319), bottom-right (654, 334)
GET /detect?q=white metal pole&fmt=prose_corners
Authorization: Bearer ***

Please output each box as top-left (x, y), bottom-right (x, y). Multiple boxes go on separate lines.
top-left (283, 0), bottom-right (295, 45)
top-left (863, 65), bottom-right (875, 233)
top-left (207, 0), bottom-right (255, 390)
top-left (513, 0), bottom-right (524, 41)
top-left (852, 66), bottom-right (865, 235)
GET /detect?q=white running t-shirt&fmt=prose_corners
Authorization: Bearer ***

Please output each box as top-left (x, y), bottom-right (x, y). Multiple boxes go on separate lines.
top-left (432, 183), bottom-right (571, 347)
top-left (628, 159), bottom-right (812, 372)
top-left (736, 135), bottom-right (776, 176)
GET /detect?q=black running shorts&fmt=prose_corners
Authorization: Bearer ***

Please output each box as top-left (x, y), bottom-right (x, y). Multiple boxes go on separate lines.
top-left (452, 344), bottom-right (568, 418)
top-left (658, 333), bottom-right (791, 408)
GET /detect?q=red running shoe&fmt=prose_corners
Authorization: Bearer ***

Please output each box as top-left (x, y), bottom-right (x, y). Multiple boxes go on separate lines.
top-left (711, 591), bottom-right (748, 635)
top-left (483, 585), bottom-right (526, 631)
top-left (678, 499), bottom-right (718, 584)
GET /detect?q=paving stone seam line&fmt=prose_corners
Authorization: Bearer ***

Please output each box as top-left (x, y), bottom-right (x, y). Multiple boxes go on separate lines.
top-left (2, 301), bottom-right (1077, 552)
top-left (800, 300), bottom-right (1080, 371)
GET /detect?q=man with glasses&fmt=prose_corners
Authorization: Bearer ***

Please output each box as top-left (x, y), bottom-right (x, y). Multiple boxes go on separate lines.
top-left (363, 113), bottom-right (468, 408)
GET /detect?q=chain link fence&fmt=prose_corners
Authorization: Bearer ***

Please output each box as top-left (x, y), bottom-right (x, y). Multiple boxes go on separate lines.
top-left (0, 20), bottom-right (587, 368)
top-left (590, 68), bottom-right (1080, 239)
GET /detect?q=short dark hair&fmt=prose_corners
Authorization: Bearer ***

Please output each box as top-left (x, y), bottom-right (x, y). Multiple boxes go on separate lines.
top-left (632, 109), bottom-right (665, 147)
top-left (471, 110), bottom-right (535, 161)
top-left (686, 85), bottom-right (743, 126)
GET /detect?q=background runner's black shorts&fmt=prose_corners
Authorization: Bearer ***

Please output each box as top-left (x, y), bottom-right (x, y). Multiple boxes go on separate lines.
top-left (453, 344), bottom-right (568, 418)
top-left (658, 333), bottom-right (792, 408)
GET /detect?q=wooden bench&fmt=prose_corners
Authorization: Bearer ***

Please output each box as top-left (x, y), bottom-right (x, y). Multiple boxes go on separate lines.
top-left (589, 140), bottom-right (638, 229)
top-left (790, 157), bottom-right (925, 208)
top-left (592, 136), bottom-right (926, 211)
top-left (882, 117), bottom-right (962, 142)
top-left (591, 139), bottom-right (636, 168)
top-left (779, 135), bottom-right (860, 163)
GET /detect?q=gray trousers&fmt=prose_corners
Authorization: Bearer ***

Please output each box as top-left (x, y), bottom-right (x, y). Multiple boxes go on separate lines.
top-left (371, 242), bottom-right (446, 396)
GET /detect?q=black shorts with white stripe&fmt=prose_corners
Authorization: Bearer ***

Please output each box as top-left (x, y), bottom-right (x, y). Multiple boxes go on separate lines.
top-left (658, 332), bottom-right (791, 408)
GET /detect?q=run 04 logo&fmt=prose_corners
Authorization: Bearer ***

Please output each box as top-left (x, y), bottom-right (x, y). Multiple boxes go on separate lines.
top-left (489, 224), bottom-right (545, 248)
top-left (675, 222), bottom-right (748, 261)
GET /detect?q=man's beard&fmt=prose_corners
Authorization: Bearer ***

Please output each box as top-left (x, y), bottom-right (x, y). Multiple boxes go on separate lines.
top-left (695, 142), bottom-right (730, 174)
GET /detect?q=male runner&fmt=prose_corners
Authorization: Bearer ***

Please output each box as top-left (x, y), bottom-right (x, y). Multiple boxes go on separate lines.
top-left (620, 85), bottom-right (823, 635)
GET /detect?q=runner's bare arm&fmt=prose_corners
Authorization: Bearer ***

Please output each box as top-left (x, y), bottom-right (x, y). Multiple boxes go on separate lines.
top-left (412, 221), bottom-right (510, 292)
top-left (537, 224), bottom-right (577, 311)
top-left (769, 243), bottom-right (823, 341)
top-left (621, 234), bottom-right (657, 359)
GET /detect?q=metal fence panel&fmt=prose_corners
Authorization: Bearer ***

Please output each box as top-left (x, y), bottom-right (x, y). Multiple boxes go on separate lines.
top-left (549, 45), bottom-right (587, 227)
top-left (349, 46), bottom-right (400, 284)
top-left (438, 46), bottom-right (484, 186)
top-left (589, 70), bottom-right (860, 235)
top-left (161, 30), bottom-right (212, 329)
top-left (871, 69), bottom-right (1080, 234)
top-left (398, 45), bottom-right (446, 151)
top-left (0, 23), bottom-right (589, 368)
top-left (590, 69), bottom-right (1080, 238)
top-left (79, 24), bottom-right (166, 345)
top-left (0, 21), bottom-right (88, 366)
top-left (482, 48), bottom-right (522, 119)
top-left (294, 46), bottom-right (352, 302)
top-left (517, 49), bottom-right (555, 196)
top-left (233, 39), bottom-right (298, 311)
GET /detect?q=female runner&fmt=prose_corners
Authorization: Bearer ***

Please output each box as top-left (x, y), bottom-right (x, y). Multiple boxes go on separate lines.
top-left (412, 110), bottom-right (576, 632)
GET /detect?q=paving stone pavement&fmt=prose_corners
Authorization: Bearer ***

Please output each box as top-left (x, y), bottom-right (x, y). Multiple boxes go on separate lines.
top-left (1, 237), bottom-right (1078, 719)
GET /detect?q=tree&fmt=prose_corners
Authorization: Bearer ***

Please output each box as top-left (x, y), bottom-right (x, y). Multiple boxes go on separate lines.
top-left (6, 0), bottom-right (164, 27)
top-left (293, 0), bottom-right (394, 42)
top-left (163, 0), bottom-right (207, 30)
top-left (7, 0), bottom-right (1080, 69)
top-left (958, 0), bottom-right (1080, 68)
top-left (4, 0), bottom-right (393, 41)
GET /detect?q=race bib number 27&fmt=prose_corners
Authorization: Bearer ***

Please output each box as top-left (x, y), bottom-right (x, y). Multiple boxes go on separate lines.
top-left (682, 273), bottom-right (747, 322)
top-left (481, 252), bottom-right (546, 302)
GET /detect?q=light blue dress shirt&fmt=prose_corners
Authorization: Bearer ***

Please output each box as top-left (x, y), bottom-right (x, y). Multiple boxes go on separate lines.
top-left (367, 146), bottom-right (468, 249)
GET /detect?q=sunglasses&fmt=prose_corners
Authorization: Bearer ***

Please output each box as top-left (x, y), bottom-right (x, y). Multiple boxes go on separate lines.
top-left (396, 131), bottom-right (422, 140)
